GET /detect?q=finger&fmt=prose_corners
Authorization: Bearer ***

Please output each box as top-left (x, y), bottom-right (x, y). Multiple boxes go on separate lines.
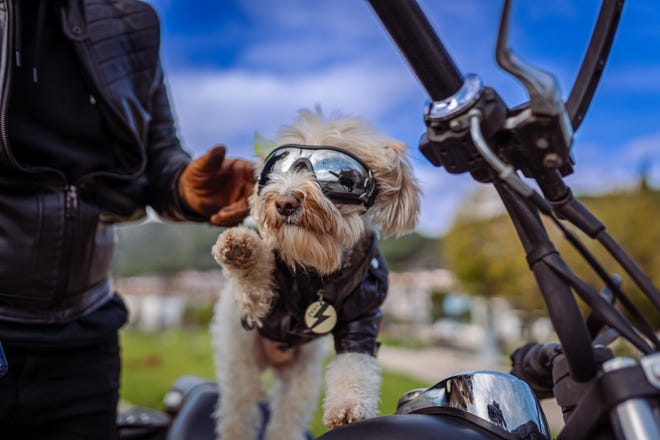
top-left (240, 181), bottom-right (255, 200)
top-left (196, 145), bottom-right (227, 173)
top-left (210, 199), bottom-right (250, 227)
top-left (226, 158), bottom-right (257, 183)
top-left (239, 159), bottom-right (258, 183)
top-left (210, 209), bottom-right (247, 227)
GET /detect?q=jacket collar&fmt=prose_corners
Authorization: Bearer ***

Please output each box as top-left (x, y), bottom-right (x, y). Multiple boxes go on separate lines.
top-left (273, 230), bottom-right (378, 305)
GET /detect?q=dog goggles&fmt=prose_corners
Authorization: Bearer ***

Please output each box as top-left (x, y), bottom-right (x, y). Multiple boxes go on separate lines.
top-left (258, 144), bottom-right (377, 207)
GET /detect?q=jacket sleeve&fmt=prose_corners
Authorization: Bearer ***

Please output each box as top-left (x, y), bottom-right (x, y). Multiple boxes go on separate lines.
top-left (333, 250), bottom-right (389, 356)
top-left (143, 62), bottom-right (201, 222)
top-left (333, 311), bottom-right (384, 356)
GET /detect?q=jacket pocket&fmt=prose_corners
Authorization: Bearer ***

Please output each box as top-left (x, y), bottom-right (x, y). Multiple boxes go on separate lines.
top-left (0, 182), bottom-right (62, 308)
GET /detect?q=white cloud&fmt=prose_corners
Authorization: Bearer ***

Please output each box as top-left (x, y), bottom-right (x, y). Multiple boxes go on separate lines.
top-left (414, 165), bottom-right (479, 236)
top-left (624, 130), bottom-right (660, 161)
top-left (565, 130), bottom-right (660, 194)
top-left (167, 61), bottom-right (417, 157)
top-left (154, 0), bottom-right (659, 237)
top-left (601, 66), bottom-right (660, 93)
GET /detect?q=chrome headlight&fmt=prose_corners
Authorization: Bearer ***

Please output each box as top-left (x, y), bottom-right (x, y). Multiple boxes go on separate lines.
top-left (396, 370), bottom-right (551, 439)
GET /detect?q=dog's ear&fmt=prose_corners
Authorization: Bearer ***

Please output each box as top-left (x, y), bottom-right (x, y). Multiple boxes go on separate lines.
top-left (368, 141), bottom-right (422, 237)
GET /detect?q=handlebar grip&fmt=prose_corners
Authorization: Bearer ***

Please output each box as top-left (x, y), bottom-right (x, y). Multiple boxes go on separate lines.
top-left (368, 0), bottom-right (464, 101)
top-left (510, 342), bottom-right (562, 399)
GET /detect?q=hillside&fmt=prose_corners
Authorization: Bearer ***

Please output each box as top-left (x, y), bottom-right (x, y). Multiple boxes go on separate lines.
top-left (113, 221), bottom-right (443, 276)
top-left (442, 183), bottom-right (660, 323)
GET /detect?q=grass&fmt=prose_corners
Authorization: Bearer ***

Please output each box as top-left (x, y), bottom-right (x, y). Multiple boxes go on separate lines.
top-left (119, 328), bottom-right (428, 437)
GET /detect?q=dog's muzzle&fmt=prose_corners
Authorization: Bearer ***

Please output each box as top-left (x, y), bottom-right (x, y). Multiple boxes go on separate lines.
top-left (275, 194), bottom-right (300, 217)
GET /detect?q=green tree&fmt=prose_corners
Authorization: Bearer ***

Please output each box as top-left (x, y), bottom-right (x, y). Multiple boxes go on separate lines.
top-left (113, 219), bottom-right (225, 276)
top-left (378, 232), bottom-right (444, 272)
top-left (551, 187), bottom-right (660, 325)
top-left (114, 219), bottom-right (445, 276)
top-left (443, 187), bottom-right (545, 327)
top-left (444, 184), bottom-right (660, 331)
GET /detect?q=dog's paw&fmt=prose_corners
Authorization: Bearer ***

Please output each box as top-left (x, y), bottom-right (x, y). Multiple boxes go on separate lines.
top-left (322, 402), bottom-right (372, 430)
top-left (212, 227), bottom-right (261, 269)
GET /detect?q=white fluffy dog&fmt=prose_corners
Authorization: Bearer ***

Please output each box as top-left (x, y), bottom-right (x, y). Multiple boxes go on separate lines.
top-left (211, 110), bottom-right (421, 440)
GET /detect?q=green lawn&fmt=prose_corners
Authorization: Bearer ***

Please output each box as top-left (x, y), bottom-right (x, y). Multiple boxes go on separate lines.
top-left (120, 328), bottom-right (428, 437)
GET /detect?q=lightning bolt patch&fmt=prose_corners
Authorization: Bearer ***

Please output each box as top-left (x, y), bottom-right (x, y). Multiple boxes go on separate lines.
top-left (304, 300), bottom-right (337, 334)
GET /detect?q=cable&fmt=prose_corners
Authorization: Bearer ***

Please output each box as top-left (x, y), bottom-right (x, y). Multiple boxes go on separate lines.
top-left (469, 113), bottom-right (659, 350)
top-left (544, 256), bottom-right (654, 354)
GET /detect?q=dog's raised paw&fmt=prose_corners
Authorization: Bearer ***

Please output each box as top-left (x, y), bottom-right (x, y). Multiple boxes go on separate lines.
top-left (322, 403), bottom-right (370, 430)
top-left (212, 227), bottom-right (261, 269)
top-left (224, 242), bottom-right (252, 262)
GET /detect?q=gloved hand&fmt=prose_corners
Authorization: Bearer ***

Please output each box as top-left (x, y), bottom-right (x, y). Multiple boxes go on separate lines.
top-left (178, 145), bottom-right (256, 226)
top-left (510, 342), bottom-right (562, 400)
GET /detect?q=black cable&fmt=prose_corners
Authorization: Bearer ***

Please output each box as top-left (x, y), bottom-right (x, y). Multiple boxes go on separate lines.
top-left (521, 184), bottom-right (660, 350)
top-left (597, 230), bottom-right (660, 311)
top-left (548, 215), bottom-right (660, 349)
top-left (495, 182), bottom-right (597, 381)
top-left (549, 191), bottom-right (660, 328)
top-left (543, 255), bottom-right (654, 354)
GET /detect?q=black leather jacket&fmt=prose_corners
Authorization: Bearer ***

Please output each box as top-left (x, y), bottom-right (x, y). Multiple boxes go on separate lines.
top-left (0, 0), bottom-right (193, 324)
top-left (257, 231), bottom-right (389, 356)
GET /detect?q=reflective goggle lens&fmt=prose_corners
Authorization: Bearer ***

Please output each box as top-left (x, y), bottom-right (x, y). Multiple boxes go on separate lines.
top-left (259, 145), bottom-right (376, 206)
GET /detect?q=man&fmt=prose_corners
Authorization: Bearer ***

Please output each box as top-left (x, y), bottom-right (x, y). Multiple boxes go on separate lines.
top-left (0, 1), bottom-right (255, 438)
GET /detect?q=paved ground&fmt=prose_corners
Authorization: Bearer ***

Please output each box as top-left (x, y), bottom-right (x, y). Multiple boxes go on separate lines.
top-left (377, 345), bottom-right (565, 433)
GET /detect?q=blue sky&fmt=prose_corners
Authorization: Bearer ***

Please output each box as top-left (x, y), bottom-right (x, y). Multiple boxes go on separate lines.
top-left (146, 0), bottom-right (660, 236)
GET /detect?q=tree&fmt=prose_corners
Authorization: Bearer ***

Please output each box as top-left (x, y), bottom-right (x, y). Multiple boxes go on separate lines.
top-left (551, 188), bottom-right (660, 325)
top-left (444, 186), bottom-right (545, 308)
top-left (443, 184), bottom-right (660, 333)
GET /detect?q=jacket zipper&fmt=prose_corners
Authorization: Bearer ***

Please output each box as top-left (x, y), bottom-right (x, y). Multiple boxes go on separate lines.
top-left (65, 184), bottom-right (78, 217)
top-left (51, 184), bottom-right (78, 308)
top-left (0, 0), bottom-right (16, 167)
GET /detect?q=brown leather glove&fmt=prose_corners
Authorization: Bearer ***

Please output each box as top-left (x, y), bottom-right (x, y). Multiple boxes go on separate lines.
top-left (178, 145), bottom-right (256, 226)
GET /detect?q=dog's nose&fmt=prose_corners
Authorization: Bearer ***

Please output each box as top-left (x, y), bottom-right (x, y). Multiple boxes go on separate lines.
top-left (275, 194), bottom-right (300, 217)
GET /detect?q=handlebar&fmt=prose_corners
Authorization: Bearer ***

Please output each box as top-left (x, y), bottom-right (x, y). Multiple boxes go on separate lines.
top-left (369, 0), bottom-right (660, 387)
top-left (366, 1), bottom-right (660, 438)
top-left (369, 0), bottom-right (600, 382)
top-left (566, 0), bottom-right (624, 130)
top-left (367, 0), bottom-right (463, 101)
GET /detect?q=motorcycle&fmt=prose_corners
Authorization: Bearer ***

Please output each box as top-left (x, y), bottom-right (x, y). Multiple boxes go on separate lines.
top-left (113, 0), bottom-right (660, 438)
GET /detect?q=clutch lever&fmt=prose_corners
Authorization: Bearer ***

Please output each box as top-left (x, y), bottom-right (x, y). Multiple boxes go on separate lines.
top-left (496, 0), bottom-right (566, 118)
top-left (495, 0), bottom-right (575, 183)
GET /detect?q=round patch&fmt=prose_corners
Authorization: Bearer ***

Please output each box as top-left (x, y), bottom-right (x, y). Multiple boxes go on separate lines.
top-left (304, 301), bottom-right (337, 334)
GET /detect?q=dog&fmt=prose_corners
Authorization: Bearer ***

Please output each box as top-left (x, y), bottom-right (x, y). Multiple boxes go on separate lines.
top-left (210, 109), bottom-right (421, 440)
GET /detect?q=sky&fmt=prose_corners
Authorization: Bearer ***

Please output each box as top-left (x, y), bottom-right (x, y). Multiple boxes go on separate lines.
top-left (145, 0), bottom-right (660, 236)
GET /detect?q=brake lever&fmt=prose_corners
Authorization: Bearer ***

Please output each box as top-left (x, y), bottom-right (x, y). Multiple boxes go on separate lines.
top-left (496, 0), bottom-right (565, 118)
top-left (495, 0), bottom-right (575, 182)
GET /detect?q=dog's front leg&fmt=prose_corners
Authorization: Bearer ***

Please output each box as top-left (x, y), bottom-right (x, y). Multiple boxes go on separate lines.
top-left (322, 352), bottom-right (382, 430)
top-left (212, 226), bottom-right (275, 327)
top-left (212, 298), bottom-right (264, 440)
top-left (265, 339), bottom-right (327, 440)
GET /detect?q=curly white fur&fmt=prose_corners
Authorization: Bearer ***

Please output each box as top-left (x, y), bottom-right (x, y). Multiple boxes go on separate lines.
top-left (323, 352), bottom-right (382, 429)
top-left (211, 109), bottom-right (421, 440)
